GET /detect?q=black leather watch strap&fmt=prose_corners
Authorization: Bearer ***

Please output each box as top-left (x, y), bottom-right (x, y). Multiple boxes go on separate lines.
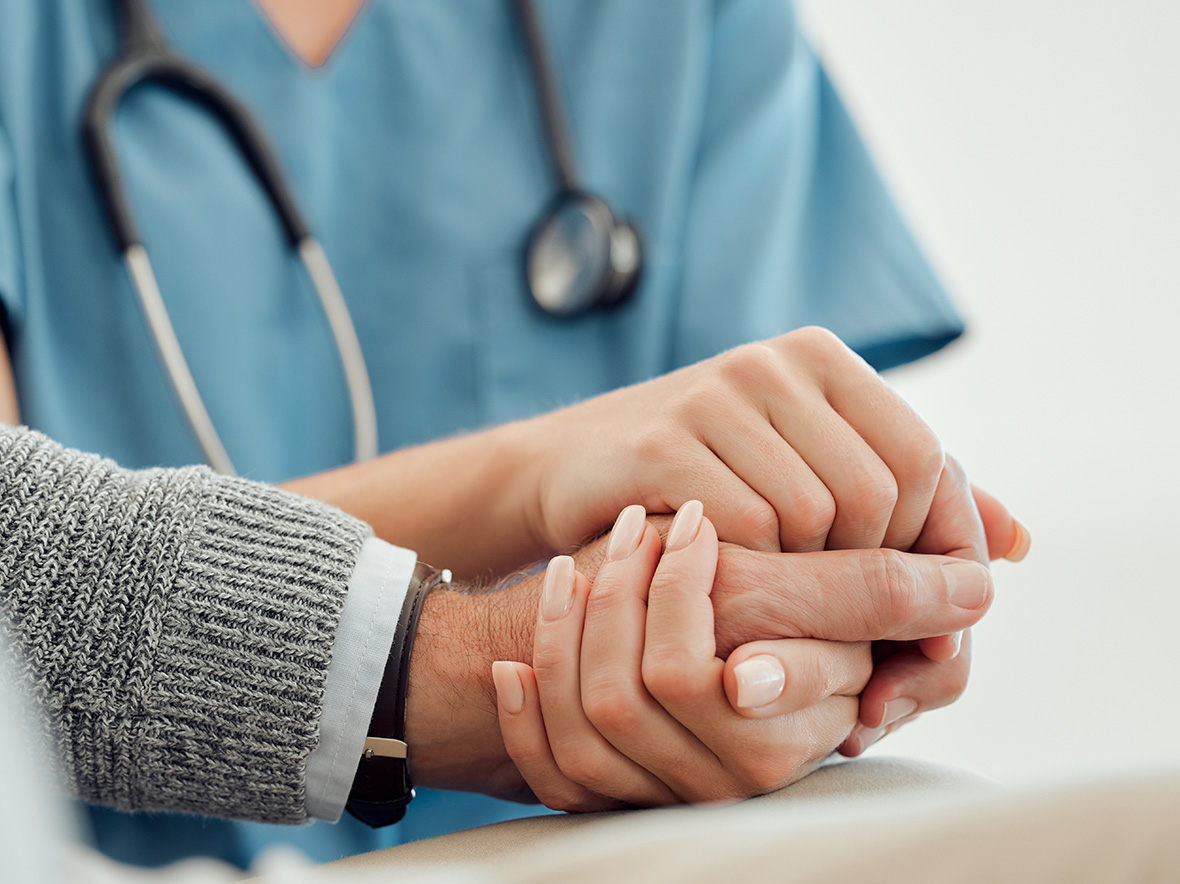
top-left (346, 562), bottom-right (451, 827)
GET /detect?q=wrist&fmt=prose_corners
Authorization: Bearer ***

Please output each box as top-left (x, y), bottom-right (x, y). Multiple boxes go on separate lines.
top-left (404, 578), bottom-right (539, 799)
top-left (346, 563), bottom-right (450, 826)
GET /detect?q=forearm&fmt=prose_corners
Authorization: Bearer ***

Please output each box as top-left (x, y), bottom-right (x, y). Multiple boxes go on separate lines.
top-left (282, 419), bottom-right (547, 579)
top-left (0, 426), bottom-right (370, 823)
top-left (404, 532), bottom-right (611, 798)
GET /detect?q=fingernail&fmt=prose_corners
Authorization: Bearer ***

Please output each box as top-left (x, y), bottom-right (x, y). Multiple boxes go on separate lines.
top-left (1005, 519), bottom-right (1031, 562)
top-left (858, 725), bottom-right (887, 752)
top-left (942, 561), bottom-right (990, 609)
top-left (666, 499), bottom-right (704, 552)
top-left (841, 732), bottom-right (863, 756)
top-left (948, 631), bottom-right (963, 658)
top-left (881, 698), bottom-right (918, 728)
top-left (541, 555), bottom-right (575, 620)
top-left (607, 504), bottom-right (647, 561)
top-left (733, 655), bottom-right (785, 709)
top-left (491, 662), bottom-right (524, 715)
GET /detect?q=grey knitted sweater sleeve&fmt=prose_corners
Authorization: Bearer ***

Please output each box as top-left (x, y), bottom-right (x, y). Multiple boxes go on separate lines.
top-left (0, 425), bottom-right (372, 824)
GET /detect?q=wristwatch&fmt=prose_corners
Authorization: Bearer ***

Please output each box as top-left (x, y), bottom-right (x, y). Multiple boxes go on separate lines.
top-left (345, 561), bottom-right (452, 827)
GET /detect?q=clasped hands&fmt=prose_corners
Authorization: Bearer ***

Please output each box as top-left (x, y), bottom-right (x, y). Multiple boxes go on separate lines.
top-left (404, 328), bottom-right (1028, 809)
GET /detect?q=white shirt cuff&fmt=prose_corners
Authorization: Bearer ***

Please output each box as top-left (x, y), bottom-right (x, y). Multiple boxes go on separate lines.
top-left (304, 536), bottom-right (417, 822)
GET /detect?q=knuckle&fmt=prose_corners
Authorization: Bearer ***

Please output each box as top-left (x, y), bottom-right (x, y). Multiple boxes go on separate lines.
top-left (861, 548), bottom-right (918, 627)
top-left (782, 487), bottom-right (835, 547)
top-left (898, 428), bottom-right (946, 489)
top-left (786, 326), bottom-right (849, 368)
top-left (843, 471), bottom-right (899, 524)
top-left (737, 497), bottom-right (780, 550)
top-left (582, 685), bottom-right (643, 737)
top-left (788, 325), bottom-right (840, 354)
top-left (530, 641), bottom-right (568, 678)
top-left (643, 654), bottom-right (709, 708)
top-left (717, 342), bottom-right (783, 389)
top-left (553, 744), bottom-right (612, 793)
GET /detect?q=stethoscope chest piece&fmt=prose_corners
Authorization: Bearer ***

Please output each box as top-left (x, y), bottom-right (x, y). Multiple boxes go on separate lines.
top-left (526, 191), bottom-right (642, 317)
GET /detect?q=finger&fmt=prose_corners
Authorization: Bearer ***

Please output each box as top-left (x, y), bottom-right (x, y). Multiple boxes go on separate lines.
top-left (492, 661), bottom-right (623, 812)
top-left (532, 553), bottom-right (678, 806)
top-left (722, 639), bottom-right (872, 719)
top-left (716, 694), bottom-right (864, 796)
top-left (917, 632), bottom-right (961, 662)
top-left (824, 366), bottom-right (945, 552)
top-left (580, 506), bottom-right (729, 801)
top-left (711, 546), bottom-right (994, 656)
top-left (753, 330), bottom-right (899, 550)
top-left (642, 506), bottom-right (746, 755)
top-left (973, 484), bottom-right (1032, 562)
top-left (705, 403), bottom-right (836, 552)
top-left (910, 455), bottom-right (988, 564)
top-left (651, 440), bottom-right (787, 554)
top-left (838, 709), bottom-right (922, 758)
top-left (857, 631), bottom-right (974, 730)
top-left (766, 395), bottom-right (898, 551)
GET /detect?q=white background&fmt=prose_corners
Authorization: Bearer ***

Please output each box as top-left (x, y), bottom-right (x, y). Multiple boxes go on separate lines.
top-left (796, 0), bottom-right (1180, 785)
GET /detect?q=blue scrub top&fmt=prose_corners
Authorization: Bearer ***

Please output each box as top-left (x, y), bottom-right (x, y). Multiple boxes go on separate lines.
top-left (0, 0), bottom-right (963, 869)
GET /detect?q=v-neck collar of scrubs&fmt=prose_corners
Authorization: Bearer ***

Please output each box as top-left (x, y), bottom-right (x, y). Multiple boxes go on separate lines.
top-left (246, 0), bottom-right (373, 73)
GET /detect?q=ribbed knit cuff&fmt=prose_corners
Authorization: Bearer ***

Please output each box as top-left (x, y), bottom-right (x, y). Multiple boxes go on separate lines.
top-left (134, 474), bottom-right (371, 823)
top-left (0, 428), bottom-right (370, 824)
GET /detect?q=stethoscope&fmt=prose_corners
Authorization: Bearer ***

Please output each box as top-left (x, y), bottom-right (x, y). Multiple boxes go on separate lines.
top-left (83, 0), bottom-right (643, 476)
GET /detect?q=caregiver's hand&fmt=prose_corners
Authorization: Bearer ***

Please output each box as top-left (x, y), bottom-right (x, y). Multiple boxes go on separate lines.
top-left (493, 503), bottom-right (870, 810)
top-left (706, 454), bottom-right (1019, 757)
top-left (403, 496), bottom-right (1016, 802)
top-left (526, 326), bottom-right (948, 558)
top-left (490, 502), bottom-right (997, 810)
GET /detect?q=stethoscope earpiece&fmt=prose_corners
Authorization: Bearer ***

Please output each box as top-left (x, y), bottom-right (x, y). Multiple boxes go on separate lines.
top-left (526, 192), bottom-right (642, 318)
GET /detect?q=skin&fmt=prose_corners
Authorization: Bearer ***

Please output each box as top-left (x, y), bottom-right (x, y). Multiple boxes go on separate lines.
top-left (0, 320), bottom-right (1027, 800)
top-left (498, 511), bottom-right (872, 810)
top-left (253, 0), bottom-right (369, 68)
top-left (284, 328), bottom-right (984, 577)
top-left (409, 498), bottom-right (1011, 805)
top-left (0, 3), bottom-right (1031, 808)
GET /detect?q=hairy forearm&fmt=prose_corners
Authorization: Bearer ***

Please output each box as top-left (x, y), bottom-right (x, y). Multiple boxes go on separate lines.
top-left (405, 530), bottom-right (613, 797)
top-left (282, 420), bottom-right (547, 579)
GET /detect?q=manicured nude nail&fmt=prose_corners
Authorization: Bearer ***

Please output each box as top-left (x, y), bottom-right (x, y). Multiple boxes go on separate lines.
top-left (541, 555), bottom-right (575, 620)
top-left (1005, 519), bottom-right (1032, 562)
top-left (881, 697), bottom-right (918, 728)
top-left (666, 499), bottom-right (704, 551)
top-left (607, 504), bottom-right (647, 561)
top-left (733, 655), bottom-right (785, 709)
top-left (942, 561), bottom-right (990, 609)
top-left (491, 662), bottom-right (524, 715)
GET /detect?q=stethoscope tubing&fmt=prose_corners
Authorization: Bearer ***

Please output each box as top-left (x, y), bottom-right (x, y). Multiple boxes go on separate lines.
top-left (85, 1), bottom-right (377, 474)
top-left (86, 0), bottom-right (637, 474)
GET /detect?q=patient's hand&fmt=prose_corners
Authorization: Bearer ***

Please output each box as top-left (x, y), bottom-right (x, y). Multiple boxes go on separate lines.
top-left (491, 502), bottom-right (994, 810)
